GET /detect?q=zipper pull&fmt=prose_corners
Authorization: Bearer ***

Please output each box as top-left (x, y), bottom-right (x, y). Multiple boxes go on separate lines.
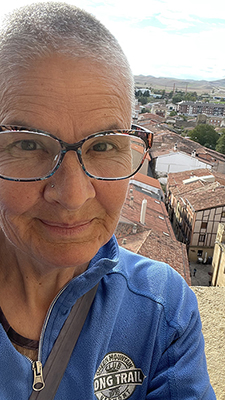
top-left (32, 361), bottom-right (45, 391)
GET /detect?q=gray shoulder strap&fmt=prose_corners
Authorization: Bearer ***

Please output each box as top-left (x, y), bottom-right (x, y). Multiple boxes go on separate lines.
top-left (29, 283), bottom-right (99, 400)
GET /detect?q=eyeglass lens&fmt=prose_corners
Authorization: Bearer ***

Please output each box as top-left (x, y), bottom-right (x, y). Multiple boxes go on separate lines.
top-left (0, 131), bottom-right (147, 180)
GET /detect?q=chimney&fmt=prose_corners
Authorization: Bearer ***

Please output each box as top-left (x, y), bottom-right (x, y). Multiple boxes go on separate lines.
top-left (140, 199), bottom-right (147, 225)
top-left (174, 143), bottom-right (177, 151)
top-left (132, 224), bottom-right (137, 234)
top-left (192, 149), bottom-right (196, 157)
top-left (130, 195), bottom-right (134, 207)
top-left (122, 238), bottom-right (127, 245)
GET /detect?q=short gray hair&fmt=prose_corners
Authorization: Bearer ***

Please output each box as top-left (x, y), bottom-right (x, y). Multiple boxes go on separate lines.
top-left (0, 1), bottom-right (134, 106)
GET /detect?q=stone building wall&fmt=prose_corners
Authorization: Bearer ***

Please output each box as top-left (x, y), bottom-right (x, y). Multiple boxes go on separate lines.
top-left (212, 223), bottom-right (225, 286)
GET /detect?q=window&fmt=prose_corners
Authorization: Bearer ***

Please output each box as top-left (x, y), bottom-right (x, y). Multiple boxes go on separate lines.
top-left (197, 250), bottom-right (203, 257)
top-left (199, 234), bottom-right (206, 243)
top-left (201, 222), bottom-right (208, 229)
top-left (222, 211), bottom-right (225, 218)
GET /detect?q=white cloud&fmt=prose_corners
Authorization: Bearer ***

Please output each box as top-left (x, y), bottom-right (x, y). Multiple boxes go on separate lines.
top-left (0, 0), bottom-right (224, 79)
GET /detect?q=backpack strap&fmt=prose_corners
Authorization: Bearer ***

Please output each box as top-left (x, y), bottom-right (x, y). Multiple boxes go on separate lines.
top-left (29, 283), bottom-right (99, 400)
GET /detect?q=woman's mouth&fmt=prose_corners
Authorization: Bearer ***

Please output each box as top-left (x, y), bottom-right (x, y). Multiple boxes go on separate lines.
top-left (39, 219), bottom-right (93, 237)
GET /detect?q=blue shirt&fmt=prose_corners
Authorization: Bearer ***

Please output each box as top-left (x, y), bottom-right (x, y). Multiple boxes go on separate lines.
top-left (0, 235), bottom-right (216, 399)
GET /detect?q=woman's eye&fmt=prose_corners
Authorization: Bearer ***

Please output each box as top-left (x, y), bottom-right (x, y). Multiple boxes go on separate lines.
top-left (92, 142), bottom-right (114, 152)
top-left (18, 140), bottom-right (40, 151)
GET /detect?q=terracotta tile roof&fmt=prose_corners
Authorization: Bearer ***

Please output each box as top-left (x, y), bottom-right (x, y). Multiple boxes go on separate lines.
top-left (121, 182), bottom-right (175, 238)
top-left (115, 177), bottom-right (191, 285)
top-left (116, 229), bottom-right (150, 253)
top-left (167, 169), bottom-right (213, 188)
top-left (137, 231), bottom-right (191, 284)
top-left (183, 182), bottom-right (225, 211)
top-left (138, 112), bottom-right (165, 123)
top-left (150, 130), bottom-right (225, 165)
top-left (116, 225), bottom-right (190, 284)
top-left (132, 172), bottom-right (162, 189)
top-left (167, 169), bottom-right (225, 211)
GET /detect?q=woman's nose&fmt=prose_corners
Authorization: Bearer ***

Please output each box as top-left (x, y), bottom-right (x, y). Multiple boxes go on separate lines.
top-left (43, 152), bottom-right (96, 210)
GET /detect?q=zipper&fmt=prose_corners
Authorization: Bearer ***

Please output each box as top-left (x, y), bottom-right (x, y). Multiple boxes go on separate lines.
top-left (29, 282), bottom-right (72, 392)
top-left (32, 361), bottom-right (45, 391)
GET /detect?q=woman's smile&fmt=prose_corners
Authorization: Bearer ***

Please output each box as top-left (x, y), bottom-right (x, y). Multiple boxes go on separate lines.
top-left (39, 218), bottom-right (93, 238)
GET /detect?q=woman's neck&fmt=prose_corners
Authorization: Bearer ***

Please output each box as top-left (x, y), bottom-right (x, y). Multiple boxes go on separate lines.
top-left (0, 236), bottom-right (78, 340)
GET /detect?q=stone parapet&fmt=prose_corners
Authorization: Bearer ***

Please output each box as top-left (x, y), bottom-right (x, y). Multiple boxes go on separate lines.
top-left (191, 287), bottom-right (225, 400)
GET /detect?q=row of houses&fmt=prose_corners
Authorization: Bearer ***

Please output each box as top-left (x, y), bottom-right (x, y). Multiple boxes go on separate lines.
top-left (146, 127), bottom-right (225, 179)
top-left (115, 172), bottom-right (191, 285)
top-left (116, 112), bottom-right (225, 287)
top-left (178, 101), bottom-right (225, 117)
top-left (116, 167), bottom-right (225, 287)
top-left (135, 99), bottom-right (225, 128)
top-left (166, 168), bottom-right (225, 286)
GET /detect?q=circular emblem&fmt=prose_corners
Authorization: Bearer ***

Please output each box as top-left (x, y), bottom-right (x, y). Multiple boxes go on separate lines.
top-left (94, 352), bottom-right (145, 400)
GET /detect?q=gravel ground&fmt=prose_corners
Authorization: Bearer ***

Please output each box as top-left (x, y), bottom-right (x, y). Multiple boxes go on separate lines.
top-left (191, 287), bottom-right (225, 400)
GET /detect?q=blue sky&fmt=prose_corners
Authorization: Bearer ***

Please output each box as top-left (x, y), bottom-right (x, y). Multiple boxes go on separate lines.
top-left (0, 0), bottom-right (224, 80)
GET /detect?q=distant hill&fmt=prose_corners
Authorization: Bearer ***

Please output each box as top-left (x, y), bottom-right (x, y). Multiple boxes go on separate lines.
top-left (134, 75), bottom-right (225, 95)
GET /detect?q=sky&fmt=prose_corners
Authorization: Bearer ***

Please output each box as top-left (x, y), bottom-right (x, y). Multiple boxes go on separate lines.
top-left (0, 0), bottom-right (224, 81)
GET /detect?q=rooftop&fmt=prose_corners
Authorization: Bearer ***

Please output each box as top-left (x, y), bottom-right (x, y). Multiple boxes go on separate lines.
top-left (184, 182), bottom-right (225, 211)
top-left (138, 112), bottom-right (165, 124)
top-left (115, 176), bottom-right (190, 284)
top-left (121, 182), bottom-right (174, 237)
top-left (167, 169), bottom-right (225, 211)
top-left (131, 172), bottom-right (162, 190)
top-left (150, 130), bottom-right (225, 165)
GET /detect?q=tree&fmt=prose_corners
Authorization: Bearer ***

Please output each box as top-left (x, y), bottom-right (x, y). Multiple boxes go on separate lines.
top-left (218, 128), bottom-right (225, 136)
top-left (143, 90), bottom-right (150, 97)
top-left (216, 133), bottom-right (225, 154)
top-left (185, 92), bottom-right (197, 102)
top-left (188, 124), bottom-right (220, 150)
top-left (172, 92), bottom-right (185, 104)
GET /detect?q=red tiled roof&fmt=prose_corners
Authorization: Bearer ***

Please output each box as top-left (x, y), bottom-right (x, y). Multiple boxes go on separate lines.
top-left (121, 183), bottom-right (175, 238)
top-left (114, 175), bottom-right (191, 284)
top-left (132, 172), bottom-right (162, 189)
top-left (167, 169), bottom-right (225, 211)
top-left (116, 225), bottom-right (190, 284)
top-left (184, 183), bottom-right (225, 211)
top-left (150, 130), bottom-right (225, 165)
top-left (138, 112), bottom-right (165, 123)
top-left (167, 169), bottom-right (212, 188)
top-left (137, 231), bottom-right (191, 284)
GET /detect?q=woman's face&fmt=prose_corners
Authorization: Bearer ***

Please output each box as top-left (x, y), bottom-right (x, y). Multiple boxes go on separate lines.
top-left (0, 55), bottom-right (131, 273)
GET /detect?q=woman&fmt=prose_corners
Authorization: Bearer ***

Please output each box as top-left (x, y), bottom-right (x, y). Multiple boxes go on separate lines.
top-left (0, 3), bottom-right (215, 399)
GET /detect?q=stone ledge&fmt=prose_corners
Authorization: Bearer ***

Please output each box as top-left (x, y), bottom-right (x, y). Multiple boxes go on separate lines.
top-left (191, 287), bottom-right (225, 400)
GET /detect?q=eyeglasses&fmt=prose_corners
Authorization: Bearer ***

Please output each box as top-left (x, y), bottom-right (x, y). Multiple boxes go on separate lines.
top-left (0, 124), bottom-right (153, 182)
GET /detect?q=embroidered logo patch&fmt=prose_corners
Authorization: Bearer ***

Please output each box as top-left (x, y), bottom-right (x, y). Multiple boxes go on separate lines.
top-left (94, 352), bottom-right (145, 400)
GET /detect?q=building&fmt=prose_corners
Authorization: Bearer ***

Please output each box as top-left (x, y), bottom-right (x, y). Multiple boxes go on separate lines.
top-left (207, 115), bottom-right (225, 128)
top-left (167, 169), bottom-right (225, 263)
top-left (137, 112), bottom-right (165, 126)
top-left (178, 101), bottom-right (225, 117)
top-left (211, 223), bottom-right (225, 287)
top-left (149, 129), bottom-right (225, 178)
top-left (115, 174), bottom-right (191, 284)
top-left (154, 149), bottom-right (211, 177)
top-left (151, 103), bottom-right (167, 117)
top-left (129, 172), bottom-right (164, 201)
